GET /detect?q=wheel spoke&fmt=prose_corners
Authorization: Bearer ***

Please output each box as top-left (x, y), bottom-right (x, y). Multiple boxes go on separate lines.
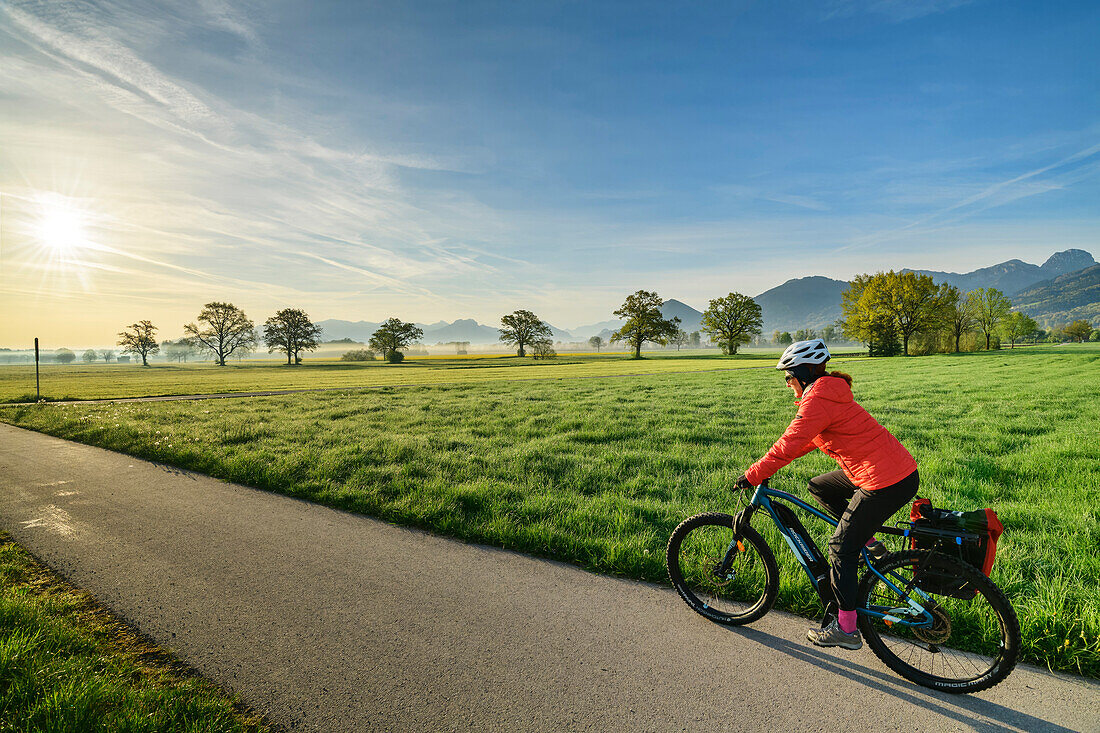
top-left (858, 550), bottom-right (1019, 693)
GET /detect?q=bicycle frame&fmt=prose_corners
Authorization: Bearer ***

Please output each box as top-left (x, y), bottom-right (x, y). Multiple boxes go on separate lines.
top-left (734, 483), bottom-right (936, 628)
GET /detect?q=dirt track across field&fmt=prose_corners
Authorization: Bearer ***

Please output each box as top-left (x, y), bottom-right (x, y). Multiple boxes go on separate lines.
top-left (1, 423), bottom-right (1096, 732)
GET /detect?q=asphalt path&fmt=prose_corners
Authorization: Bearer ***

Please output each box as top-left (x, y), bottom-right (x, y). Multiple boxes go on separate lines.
top-left (1, 423), bottom-right (1096, 732)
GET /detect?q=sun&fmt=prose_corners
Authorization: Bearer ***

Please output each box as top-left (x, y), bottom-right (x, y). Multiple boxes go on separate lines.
top-left (33, 194), bottom-right (90, 257)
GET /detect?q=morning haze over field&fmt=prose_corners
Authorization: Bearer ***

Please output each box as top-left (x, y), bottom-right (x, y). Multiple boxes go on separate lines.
top-left (1, 1), bottom-right (1098, 347)
top-left (2, 3), bottom-right (1100, 729)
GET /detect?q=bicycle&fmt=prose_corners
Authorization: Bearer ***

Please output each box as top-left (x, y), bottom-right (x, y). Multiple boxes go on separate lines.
top-left (666, 481), bottom-right (1021, 693)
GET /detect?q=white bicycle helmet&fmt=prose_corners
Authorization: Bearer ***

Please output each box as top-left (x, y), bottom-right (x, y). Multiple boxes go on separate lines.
top-left (776, 338), bottom-right (830, 370)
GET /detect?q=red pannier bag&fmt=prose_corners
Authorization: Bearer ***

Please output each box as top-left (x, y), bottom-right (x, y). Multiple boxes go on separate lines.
top-left (908, 498), bottom-right (1004, 599)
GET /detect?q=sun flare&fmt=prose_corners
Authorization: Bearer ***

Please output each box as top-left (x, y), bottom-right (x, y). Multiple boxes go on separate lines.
top-left (33, 194), bottom-right (90, 257)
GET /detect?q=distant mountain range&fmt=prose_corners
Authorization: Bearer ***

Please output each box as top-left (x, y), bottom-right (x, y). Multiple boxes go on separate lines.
top-left (755, 249), bottom-right (1097, 333)
top-left (1011, 263), bottom-right (1100, 328)
top-left (317, 317), bottom-right (572, 345)
top-left (317, 249), bottom-right (1098, 345)
top-left (903, 249), bottom-right (1095, 297)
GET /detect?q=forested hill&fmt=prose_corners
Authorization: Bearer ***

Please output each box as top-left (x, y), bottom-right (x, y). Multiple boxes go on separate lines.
top-left (753, 276), bottom-right (848, 334)
top-left (1012, 264), bottom-right (1100, 328)
top-left (756, 250), bottom-right (1097, 333)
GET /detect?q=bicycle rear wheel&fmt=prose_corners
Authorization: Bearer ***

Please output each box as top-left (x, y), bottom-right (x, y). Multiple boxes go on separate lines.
top-left (858, 550), bottom-right (1020, 693)
top-left (666, 512), bottom-right (779, 626)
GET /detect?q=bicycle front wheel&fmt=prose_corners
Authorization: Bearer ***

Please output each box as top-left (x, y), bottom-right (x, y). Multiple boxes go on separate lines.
top-left (858, 550), bottom-right (1020, 694)
top-left (666, 512), bottom-right (779, 626)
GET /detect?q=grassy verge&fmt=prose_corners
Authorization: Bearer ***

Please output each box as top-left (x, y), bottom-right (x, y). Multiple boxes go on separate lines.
top-left (2, 346), bottom-right (1097, 676)
top-left (0, 533), bottom-right (271, 733)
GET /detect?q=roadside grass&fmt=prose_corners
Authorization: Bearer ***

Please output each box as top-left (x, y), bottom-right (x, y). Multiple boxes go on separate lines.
top-left (1, 345), bottom-right (1097, 677)
top-left (0, 533), bottom-right (270, 733)
top-left (0, 351), bottom-right (807, 402)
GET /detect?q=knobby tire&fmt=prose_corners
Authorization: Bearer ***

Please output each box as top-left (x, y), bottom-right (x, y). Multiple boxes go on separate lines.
top-left (666, 512), bottom-right (779, 626)
top-left (857, 550), bottom-right (1020, 694)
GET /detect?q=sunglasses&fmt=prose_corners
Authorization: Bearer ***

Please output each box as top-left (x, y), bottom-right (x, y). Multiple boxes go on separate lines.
top-left (784, 373), bottom-right (797, 384)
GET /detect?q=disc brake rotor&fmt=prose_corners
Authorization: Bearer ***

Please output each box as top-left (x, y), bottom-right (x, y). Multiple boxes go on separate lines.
top-left (914, 605), bottom-right (952, 644)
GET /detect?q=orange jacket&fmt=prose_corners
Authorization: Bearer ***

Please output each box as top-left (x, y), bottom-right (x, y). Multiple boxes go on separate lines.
top-left (744, 375), bottom-right (916, 490)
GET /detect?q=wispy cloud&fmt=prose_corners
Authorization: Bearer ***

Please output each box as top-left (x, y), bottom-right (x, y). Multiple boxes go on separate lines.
top-left (0, 0), bottom-right (509, 337)
top-left (821, 0), bottom-right (977, 23)
top-left (290, 251), bottom-right (436, 298)
top-left (834, 142), bottom-right (1100, 252)
top-left (197, 0), bottom-right (261, 49)
top-left (715, 184), bottom-right (831, 212)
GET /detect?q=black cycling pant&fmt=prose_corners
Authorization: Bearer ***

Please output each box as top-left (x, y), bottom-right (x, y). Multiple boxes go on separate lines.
top-left (807, 469), bottom-right (919, 612)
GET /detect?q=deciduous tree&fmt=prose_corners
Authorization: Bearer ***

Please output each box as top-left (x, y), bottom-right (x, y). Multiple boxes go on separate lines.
top-left (611, 290), bottom-right (681, 359)
top-left (867, 315), bottom-right (901, 357)
top-left (946, 287), bottom-right (976, 353)
top-left (340, 349), bottom-right (376, 361)
top-left (700, 292), bottom-right (762, 356)
top-left (840, 273), bottom-right (874, 346)
top-left (117, 321), bottom-right (159, 366)
top-left (1000, 312), bottom-right (1038, 348)
top-left (101, 349), bottom-right (114, 363)
top-left (820, 325), bottom-right (836, 343)
top-left (670, 329), bottom-right (688, 351)
top-left (842, 272), bottom-right (953, 356)
top-left (794, 328), bottom-right (816, 342)
top-left (161, 339), bottom-right (194, 363)
top-left (263, 308), bottom-right (323, 365)
top-left (183, 303), bottom-right (255, 366)
top-left (588, 335), bottom-right (604, 353)
top-left (869, 271), bottom-right (953, 356)
top-left (840, 274), bottom-right (899, 357)
top-left (967, 288), bottom-right (1011, 350)
top-left (1064, 319), bottom-right (1094, 342)
top-left (55, 348), bottom-right (76, 364)
top-left (532, 341), bottom-right (557, 360)
top-left (499, 310), bottom-right (552, 357)
top-left (370, 318), bottom-right (424, 362)
top-left (82, 349), bottom-right (97, 363)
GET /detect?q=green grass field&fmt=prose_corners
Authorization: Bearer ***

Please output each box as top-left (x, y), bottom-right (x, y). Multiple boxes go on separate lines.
top-left (0, 533), bottom-right (269, 732)
top-left (0, 350), bottom-right (818, 402)
top-left (2, 345), bottom-right (1097, 677)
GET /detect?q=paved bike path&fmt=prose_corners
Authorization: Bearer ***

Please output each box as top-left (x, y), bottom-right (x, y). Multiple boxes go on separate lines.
top-left (1, 423), bottom-right (1095, 732)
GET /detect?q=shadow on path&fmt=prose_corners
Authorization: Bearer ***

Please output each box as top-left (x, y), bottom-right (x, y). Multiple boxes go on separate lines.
top-left (726, 624), bottom-right (1081, 733)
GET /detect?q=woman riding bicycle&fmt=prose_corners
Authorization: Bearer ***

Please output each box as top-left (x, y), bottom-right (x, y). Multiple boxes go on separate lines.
top-left (735, 339), bottom-right (919, 650)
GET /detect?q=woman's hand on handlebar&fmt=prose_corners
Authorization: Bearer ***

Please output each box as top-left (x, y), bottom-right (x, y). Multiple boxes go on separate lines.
top-left (734, 474), bottom-right (754, 490)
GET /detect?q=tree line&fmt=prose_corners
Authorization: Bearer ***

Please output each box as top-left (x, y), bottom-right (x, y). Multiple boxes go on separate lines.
top-left (840, 270), bottom-right (1097, 356)
top-left (493, 290), bottom-right (765, 360)
top-left (115, 303), bottom-right (324, 367)
top-left (106, 290), bottom-right (768, 366)
top-left (99, 285), bottom-right (1098, 367)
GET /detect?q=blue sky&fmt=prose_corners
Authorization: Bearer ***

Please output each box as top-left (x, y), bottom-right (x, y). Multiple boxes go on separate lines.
top-left (1, 0), bottom-right (1097, 344)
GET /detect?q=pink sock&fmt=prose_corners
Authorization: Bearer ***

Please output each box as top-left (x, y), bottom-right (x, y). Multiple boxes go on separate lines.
top-left (838, 609), bottom-right (858, 635)
top-left (865, 537), bottom-right (878, 547)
